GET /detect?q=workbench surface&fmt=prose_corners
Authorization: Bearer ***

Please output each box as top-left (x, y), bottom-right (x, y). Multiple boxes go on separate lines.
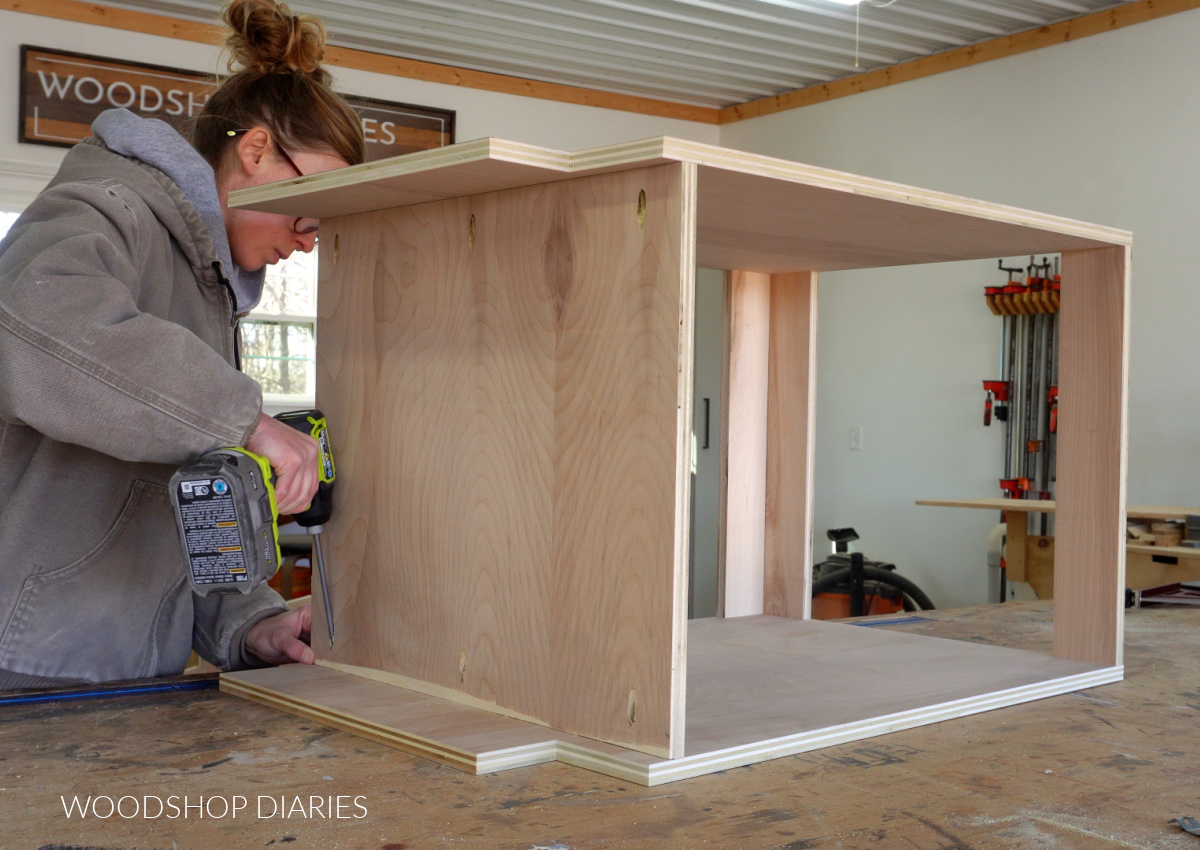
top-left (3, 602), bottom-right (1199, 849)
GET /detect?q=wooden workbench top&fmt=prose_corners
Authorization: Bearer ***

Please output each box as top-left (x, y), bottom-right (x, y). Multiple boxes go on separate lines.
top-left (918, 497), bottom-right (1200, 521)
top-left (4, 602), bottom-right (1200, 848)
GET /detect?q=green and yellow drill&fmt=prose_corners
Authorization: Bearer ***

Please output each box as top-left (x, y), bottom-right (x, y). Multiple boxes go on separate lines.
top-left (169, 410), bottom-right (338, 648)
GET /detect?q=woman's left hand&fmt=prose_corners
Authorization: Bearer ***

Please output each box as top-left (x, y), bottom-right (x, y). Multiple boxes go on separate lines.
top-left (245, 605), bottom-right (314, 666)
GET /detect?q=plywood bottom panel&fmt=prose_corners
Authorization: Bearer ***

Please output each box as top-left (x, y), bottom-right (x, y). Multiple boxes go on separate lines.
top-left (222, 616), bottom-right (1119, 786)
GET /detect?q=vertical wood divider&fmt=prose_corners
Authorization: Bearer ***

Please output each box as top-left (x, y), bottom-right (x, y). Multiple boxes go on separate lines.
top-left (716, 280), bottom-right (730, 619)
top-left (721, 270), bottom-right (771, 617)
top-left (764, 272), bottom-right (818, 619)
top-left (1053, 246), bottom-right (1129, 666)
top-left (668, 162), bottom-right (698, 759)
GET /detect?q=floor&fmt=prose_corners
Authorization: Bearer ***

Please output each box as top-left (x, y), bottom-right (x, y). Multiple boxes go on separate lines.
top-left (3, 602), bottom-right (1200, 849)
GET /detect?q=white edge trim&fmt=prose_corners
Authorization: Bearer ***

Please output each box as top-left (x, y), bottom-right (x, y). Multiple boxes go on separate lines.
top-left (475, 741), bottom-right (559, 773)
top-left (556, 742), bottom-right (653, 784)
top-left (638, 665), bottom-right (1124, 785)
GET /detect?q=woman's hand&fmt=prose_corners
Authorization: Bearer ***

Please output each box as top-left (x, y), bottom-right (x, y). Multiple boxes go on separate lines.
top-left (245, 605), bottom-right (314, 666)
top-left (244, 412), bottom-right (319, 515)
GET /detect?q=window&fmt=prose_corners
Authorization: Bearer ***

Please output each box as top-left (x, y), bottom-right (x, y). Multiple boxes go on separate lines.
top-left (240, 249), bottom-right (318, 410)
top-left (0, 212), bottom-right (20, 239)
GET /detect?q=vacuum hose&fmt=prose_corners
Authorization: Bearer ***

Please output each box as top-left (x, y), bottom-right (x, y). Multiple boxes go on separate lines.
top-left (811, 566), bottom-right (936, 612)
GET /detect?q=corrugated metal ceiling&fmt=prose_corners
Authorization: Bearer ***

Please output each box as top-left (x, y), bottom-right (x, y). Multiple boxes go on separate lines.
top-left (96, 0), bottom-right (1127, 107)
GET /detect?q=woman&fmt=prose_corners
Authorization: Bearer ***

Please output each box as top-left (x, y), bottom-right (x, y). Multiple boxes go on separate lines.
top-left (0, 0), bottom-right (364, 687)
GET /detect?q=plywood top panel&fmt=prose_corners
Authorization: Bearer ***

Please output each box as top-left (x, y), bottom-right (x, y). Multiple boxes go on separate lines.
top-left (232, 138), bottom-right (673, 219)
top-left (232, 137), bottom-right (1130, 273)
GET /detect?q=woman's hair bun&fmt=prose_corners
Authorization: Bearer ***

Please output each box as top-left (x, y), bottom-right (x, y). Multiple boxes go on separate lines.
top-left (222, 0), bottom-right (329, 80)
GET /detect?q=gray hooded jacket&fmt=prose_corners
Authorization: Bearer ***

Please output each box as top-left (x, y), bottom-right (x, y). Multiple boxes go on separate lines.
top-left (0, 110), bottom-right (289, 688)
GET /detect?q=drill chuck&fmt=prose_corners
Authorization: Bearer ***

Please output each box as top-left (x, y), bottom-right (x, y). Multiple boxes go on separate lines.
top-left (274, 409), bottom-right (338, 648)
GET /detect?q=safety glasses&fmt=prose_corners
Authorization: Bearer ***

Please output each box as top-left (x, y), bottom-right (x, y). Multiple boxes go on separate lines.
top-left (227, 129), bottom-right (319, 236)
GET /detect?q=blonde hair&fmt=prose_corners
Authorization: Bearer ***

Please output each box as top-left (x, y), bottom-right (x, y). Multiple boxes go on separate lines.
top-left (194, 0), bottom-right (365, 169)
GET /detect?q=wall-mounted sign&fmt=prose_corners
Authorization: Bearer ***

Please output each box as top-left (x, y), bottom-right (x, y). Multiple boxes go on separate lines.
top-left (20, 46), bottom-right (455, 161)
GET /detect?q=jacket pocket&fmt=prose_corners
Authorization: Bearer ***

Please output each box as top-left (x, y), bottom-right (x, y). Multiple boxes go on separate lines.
top-left (0, 480), bottom-right (190, 681)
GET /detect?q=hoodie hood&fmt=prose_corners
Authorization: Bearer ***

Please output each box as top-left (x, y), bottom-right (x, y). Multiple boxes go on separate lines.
top-left (91, 108), bottom-right (265, 312)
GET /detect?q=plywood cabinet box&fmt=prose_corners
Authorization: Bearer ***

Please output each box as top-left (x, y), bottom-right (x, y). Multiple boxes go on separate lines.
top-left (223, 138), bottom-right (1130, 785)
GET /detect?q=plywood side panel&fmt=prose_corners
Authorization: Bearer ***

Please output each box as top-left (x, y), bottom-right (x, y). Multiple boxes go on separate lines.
top-left (764, 272), bottom-right (818, 619)
top-left (722, 271), bottom-right (771, 617)
top-left (1053, 246), bottom-right (1129, 666)
top-left (313, 215), bottom-right (381, 654)
top-left (318, 165), bottom-right (693, 756)
top-left (317, 195), bottom-right (556, 715)
top-left (548, 164), bottom-right (691, 758)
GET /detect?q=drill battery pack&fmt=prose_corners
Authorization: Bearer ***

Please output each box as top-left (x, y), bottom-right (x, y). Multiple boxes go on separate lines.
top-left (170, 448), bottom-right (282, 596)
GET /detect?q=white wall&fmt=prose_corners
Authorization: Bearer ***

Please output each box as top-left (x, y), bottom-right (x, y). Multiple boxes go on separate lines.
top-left (0, 8), bottom-right (718, 209)
top-left (720, 10), bottom-right (1200, 607)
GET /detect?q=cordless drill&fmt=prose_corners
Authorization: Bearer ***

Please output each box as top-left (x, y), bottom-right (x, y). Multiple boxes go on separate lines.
top-left (273, 410), bottom-right (338, 649)
top-left (170, 409), bottom-right (338, 648)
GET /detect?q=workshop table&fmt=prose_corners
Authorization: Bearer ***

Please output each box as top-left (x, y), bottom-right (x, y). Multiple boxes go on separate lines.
top-left (3, 602), bottom-right (1199, 849)
top-left (917, 499), bottom-right (1200, 598)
